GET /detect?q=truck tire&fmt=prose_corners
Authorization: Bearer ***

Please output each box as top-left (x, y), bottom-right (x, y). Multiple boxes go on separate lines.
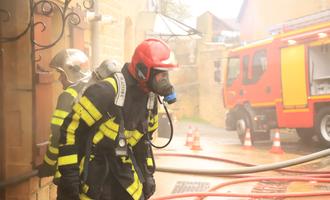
top-left (236, 111), bottom-right (253, 145)
top-left (315, 107), bottom-right (330, 147)
top-left (296, 128), bottom-right (315, 144)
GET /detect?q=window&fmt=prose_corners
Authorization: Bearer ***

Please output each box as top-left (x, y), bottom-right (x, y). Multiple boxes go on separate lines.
top-left (226, 57), bottom-right (240, 86)
top-left (242, 55), bottom-right (250, 84)
top-left (214, 60), bottom-right (221, 83)
top-left (251, 50), bottom-right (267, 83)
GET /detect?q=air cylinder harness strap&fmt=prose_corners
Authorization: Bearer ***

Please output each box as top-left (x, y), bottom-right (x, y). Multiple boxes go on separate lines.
top-left (81, 73), bottom-right (127, 185)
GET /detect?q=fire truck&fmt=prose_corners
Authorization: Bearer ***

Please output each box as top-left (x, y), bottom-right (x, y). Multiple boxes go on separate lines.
top-left (223, 11), bottom-right (330, 147)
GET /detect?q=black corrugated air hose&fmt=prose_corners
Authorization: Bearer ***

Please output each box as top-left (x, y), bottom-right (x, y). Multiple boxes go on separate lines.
top-left (147, 96), bottom-right (174, 149)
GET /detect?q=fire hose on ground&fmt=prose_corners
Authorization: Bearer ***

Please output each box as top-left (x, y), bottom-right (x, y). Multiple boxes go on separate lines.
top-left (153, 177), bottom-right (330, 199)
top-left (195, 176), bottom-right (330, 200)
top-left (1, 148), bottom-right (329, 199)
top-left (151, 148), bottom-right (330, 199)
top-left (154, 151), bottom-right (330, 175)
top-left (151, 191), bottom-right (330, 200)
top-left (154, 149), bottom-right (330, 175)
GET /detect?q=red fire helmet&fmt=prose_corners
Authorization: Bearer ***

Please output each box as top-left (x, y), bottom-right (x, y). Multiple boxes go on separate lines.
top-left (128, 38), bottom-right (178, 91)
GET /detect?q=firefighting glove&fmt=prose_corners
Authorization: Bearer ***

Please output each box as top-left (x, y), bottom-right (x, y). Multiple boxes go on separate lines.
top-left (59, 173), bottom-right (80, 199)
top-left (143, 176), bottom-right (156, 199)
top-left (37, 163), bottom-right (55, 178)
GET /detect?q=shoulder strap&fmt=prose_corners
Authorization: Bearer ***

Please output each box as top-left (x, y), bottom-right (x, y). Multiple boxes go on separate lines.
top-left (103, 73), bottom-right (126, 107)
top-left (82, 73), bottom-right (127, 183)
top-left (81, 112), bottom-right (111, 184)
top-left (113, 72), bottom-right (126, 107)
top-left (147, 92), bottom-right (156, 110)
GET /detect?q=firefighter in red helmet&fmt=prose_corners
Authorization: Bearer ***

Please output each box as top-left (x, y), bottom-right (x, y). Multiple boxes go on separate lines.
top-left (57, 38), bottom-right (178, 200)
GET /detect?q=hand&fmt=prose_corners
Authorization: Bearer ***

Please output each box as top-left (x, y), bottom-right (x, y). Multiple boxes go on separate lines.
top-left (143, 176), bottom-right (156, 199)
top-left (37, 163), bottom-right (55, 178)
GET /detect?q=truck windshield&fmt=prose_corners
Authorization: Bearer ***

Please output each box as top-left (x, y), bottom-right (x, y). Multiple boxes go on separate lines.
top-left (226, 57), bottom-right (240, 86)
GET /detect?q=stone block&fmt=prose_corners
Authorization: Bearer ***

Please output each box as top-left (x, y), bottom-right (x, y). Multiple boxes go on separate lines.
top-left (40, 177), bottom-right (53, 187)
top-left (30, 193), bottom-right (37, 200)
top-left (7, 181), bottom-right (30, 197)
top-left (37, 185), bottom-right (50, 200)
top-left (29, 177), bottom-right (40, 194)
top-left (49, 184), bottom-right (57, 200)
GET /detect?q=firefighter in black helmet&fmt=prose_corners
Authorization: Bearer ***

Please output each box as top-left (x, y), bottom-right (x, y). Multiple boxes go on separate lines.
top-left (57, 38), bottom-right (178, 200)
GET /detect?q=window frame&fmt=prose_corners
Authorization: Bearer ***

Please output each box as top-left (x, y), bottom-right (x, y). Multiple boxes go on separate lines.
top-left (242, 55), bottom-right (250, 85)
top-left (226, 57), bottom-right (240, 86)
top-left (250, 49), bottom-right (268, 84)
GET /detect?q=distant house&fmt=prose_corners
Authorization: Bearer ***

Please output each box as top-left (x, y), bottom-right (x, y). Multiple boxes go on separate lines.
top-left (197, 11), bottom-right (240, 45)
top-left (238, 0), bottom-right (330, 42)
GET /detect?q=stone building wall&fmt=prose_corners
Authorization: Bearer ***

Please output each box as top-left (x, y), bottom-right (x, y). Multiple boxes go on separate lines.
top-left (0, 0), bottom-right (148, 199)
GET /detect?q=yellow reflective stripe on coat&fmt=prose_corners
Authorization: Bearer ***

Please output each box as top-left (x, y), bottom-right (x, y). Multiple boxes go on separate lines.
top-left (65, 87), bottom-right (78, 98)
top-left (73, 103), bottom-right (95, 127)
top-left (44, 154), bottom-right (57, 166)
top-left (58, 154), bottom-right (78, 166)
top-left (148, 114), bottom-right (159, 132)
top-left (54, 170), bottom-right (61, 178)
top-left (93, 131), bottom-right (104, 144)
top-left (82, 184), bottom-right (89, 194)
top-left (104, 77), bottom-right (118, 93)
top-left (125, 130), bottom-right (143, 146)
top-left (147, 157), bottom-right (153, 167)
top-left (100, 124), bottom-right (117, 141)
top-left (125, 161), bottom-right (143, 199)
top-left (104, 118), bottom-right (119, 132)
top-left (120, 157), bottom-right (143, 200)
top-left (79, 156), bottom-right (85, 175)
top-left (53, 109), bottom-right (69, 119)
top-left (79, 193), bottom-right (92, 200)
top-left (79, 96), bottom-right (102, 121)
top-left (79, 156), bottom-right (95, 175)
top-left (129, 175), bottom-right (143, 200)
top-left (51, 117), bottom-right (64, 126)
top-left (66, 113), bottom-right (80, 145)
top-left (99, 117), bottom-right (119, 141)
top-left (48, 145), bottom-right (59, 154)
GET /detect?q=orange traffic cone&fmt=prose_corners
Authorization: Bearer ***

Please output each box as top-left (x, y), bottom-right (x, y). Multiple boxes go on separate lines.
top-left (190, 128), bottom-right (202, 150)
top-left (185, 125), bottom-right (194, 147)
top-left (242, 128), bottom-right (254, 150)
top-left (270, 129), bottom-right (284, 154)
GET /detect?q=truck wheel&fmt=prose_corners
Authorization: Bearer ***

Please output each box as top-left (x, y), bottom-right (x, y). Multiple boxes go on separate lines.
top-left (315, 107), bottom-right (330, 147)
top-left (296, 128), bottom-right (315, 144)
top-left (236, 112), bottom-right (253, 145)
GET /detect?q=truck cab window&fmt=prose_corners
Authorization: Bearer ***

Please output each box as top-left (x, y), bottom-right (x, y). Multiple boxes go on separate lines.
top-left (226, 57), bottom-right (240, 86)
top-left (214, 60), bottom-right (221, 83)
top-left (251, 50), bottom-right (267, 83)
top-left (242, 55), bottom-right (250, 84)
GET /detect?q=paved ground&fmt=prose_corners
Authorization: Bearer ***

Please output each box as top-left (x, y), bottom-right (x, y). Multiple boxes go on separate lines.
top-left (157, 119), bottom-right (324, 154)
top-left (150, 119), bottom-right (330, 200)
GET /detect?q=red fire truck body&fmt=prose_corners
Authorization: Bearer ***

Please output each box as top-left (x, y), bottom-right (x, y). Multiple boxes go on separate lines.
top-left (223, 21), bottom-right (330, 146)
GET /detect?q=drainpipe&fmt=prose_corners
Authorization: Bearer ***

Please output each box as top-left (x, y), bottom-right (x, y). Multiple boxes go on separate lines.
top-left (91, 0), bottom-right (99, 68)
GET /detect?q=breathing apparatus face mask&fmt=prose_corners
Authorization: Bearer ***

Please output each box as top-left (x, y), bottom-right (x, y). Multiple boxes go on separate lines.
top-left (149, 69), bottom-right (176, 104)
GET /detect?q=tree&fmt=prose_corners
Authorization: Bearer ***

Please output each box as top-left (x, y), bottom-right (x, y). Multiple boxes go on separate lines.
top-left (159, 0), bottom-right (191, 21)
